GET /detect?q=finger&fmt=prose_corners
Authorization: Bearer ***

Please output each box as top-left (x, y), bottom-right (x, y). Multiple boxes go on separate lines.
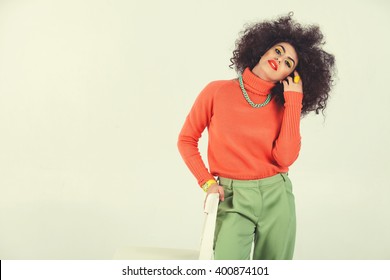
top-left (219, 187), bottom-right (225, 201)
top-left (293, 71), bottom-right (302, 84)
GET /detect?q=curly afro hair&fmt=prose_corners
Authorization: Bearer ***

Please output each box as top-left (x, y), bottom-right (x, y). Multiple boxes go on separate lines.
top-left (230, 13), bottom-right (336, 116)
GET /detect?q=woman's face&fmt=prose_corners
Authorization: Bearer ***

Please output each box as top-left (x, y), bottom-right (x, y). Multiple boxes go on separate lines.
top-left (252, 42), bottom-right (298, 83)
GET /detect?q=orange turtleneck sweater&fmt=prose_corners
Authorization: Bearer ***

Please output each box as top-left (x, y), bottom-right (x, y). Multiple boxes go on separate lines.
top-left (178, 68), bottom-right (303, 187)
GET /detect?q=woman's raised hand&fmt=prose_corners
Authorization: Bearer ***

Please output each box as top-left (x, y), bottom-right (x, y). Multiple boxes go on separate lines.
top-left (282, 71), bottom-right (303, 94)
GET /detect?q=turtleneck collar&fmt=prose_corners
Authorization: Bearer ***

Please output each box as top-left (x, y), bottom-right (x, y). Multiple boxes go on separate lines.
top-left (241, 67), bottom-right (275, 95)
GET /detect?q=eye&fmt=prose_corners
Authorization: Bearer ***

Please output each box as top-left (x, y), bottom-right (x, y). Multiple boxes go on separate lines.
top-left (285, 59), bottom-right (294, 68)
top-left (275, 46), bottom-right (283, 55)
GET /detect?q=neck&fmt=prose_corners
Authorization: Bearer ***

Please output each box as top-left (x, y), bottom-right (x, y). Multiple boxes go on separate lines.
top-left (251, 64), bottom-right (273, 83)
top-left (241, 68), bottom-right (275, 95)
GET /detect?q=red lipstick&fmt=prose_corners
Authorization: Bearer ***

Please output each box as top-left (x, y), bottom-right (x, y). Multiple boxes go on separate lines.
top-left (268, 60), bottom-right (278, 71)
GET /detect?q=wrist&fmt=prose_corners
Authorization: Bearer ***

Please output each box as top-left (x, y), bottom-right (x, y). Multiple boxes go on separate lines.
top-left (202, 179), bottom-right (217, 192)
top-left (283, 91), bottom-right (303, 105)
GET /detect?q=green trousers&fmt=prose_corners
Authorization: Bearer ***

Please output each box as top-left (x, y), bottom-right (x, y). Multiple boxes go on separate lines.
top-left (213, 173), bottom-right (296, 260)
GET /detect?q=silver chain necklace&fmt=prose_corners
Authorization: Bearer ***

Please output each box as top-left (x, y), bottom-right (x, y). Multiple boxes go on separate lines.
top-left (238, 75), bottom-right (271, 108)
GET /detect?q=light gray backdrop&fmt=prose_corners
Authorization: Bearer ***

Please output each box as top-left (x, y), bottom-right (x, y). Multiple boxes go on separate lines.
top-left (0, 0), bottom-right (389, 259)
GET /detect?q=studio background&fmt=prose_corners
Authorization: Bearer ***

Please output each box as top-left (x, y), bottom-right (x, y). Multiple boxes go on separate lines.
top-left (0, 0), bottom-right (389, 259)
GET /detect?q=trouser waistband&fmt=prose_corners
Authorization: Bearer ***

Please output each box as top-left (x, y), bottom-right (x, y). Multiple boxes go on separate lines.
top-left (218, 173), bottom-right (288, 188)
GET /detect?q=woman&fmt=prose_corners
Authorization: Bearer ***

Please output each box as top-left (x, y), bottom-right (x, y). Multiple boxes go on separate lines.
top-left (177, 13), bottom-right (335, 260)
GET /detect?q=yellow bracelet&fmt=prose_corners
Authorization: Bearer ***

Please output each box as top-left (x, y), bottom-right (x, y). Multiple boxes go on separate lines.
top-left (202, 179), bottom-right (217, 192)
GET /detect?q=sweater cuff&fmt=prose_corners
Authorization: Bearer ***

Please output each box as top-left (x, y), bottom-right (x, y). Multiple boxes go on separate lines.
top-left (283, 91), bottom-right (303, 106)
top-left (185, 156), bottom-right (214, 187)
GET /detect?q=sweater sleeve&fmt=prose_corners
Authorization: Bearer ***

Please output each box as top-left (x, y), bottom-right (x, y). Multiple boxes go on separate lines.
top-left (272, 91), bottom-right (303, 167)
top-left (177, 82), bottom-right (217, 186)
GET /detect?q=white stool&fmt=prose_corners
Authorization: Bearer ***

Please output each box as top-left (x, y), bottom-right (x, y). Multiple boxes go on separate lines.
top-left (113, 246), bottom-right (199, 260)
top-left (113, 193), bottom-right (220, 260)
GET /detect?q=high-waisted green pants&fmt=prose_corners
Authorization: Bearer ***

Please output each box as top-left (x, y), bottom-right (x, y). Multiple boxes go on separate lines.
top-left (213, 173), bottom-right (296, 260)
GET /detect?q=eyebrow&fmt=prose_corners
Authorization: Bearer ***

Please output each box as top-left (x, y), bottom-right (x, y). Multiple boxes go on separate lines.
top-left (277, 45), bottom-right (296, 66)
